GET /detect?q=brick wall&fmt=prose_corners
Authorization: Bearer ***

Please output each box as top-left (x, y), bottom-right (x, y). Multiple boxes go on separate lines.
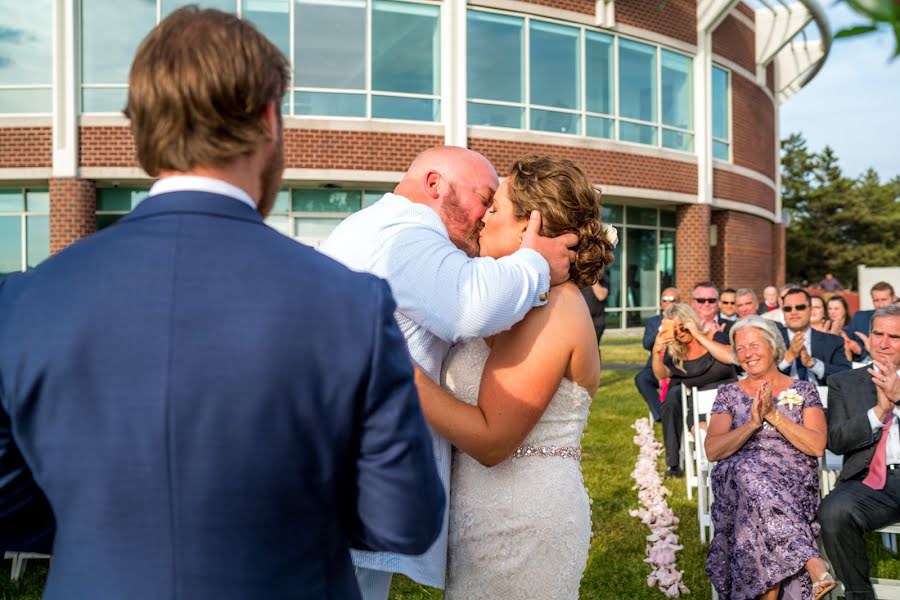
top-left (616, 0), bottom-right (697, 45)
top-left (80, 127), bottom-right (138, 167)
top-left (713, 15), bottom-right (755, 74)
top-left (709, 210), bottom-right (774, 291)
top-left (713, 169), bottom-right (775, 212)
top-left (675, 203), bottom-right (710, 293)
top-left (772, 222), bottom-right (786, 287)
top-left (520, 0), bottom-right (595, 14)
top-left (284, 130), bottom-right (442, 171)
top-left (0, 128), bottom-right (52, 168)
top-left (732, 74), bottom-right (776, 179)
top-left (469, 138), bottom-right (698, 194)
top-left (50, 178), bottom-right (96, 254)
top-left (736, 2), bottom-right (755, 19)
top-left (79, 126), bottom-right (441, 173)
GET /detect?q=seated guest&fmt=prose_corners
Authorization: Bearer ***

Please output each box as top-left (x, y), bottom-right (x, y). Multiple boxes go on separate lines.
top-left (719, 288), bottom-right (738, 322)
top-left (706, 316), bottom-right (835, 600)
top-left (651, 303), bottom-right (736, 478)
top-left (778, 288), bottom-right (851, 385)
top-left (635, 287), bottom-right (680, 422)
top-left (825, 295), bottom-right (851, 336)
top-left (762, 283), bottom-right (801, 326)
top-left (846, 281), bottom-right (898, 362)
top-left (692, 281), bottom-right (733, 336)
top-left (735, 288), bottom-right (762, 320)
top-left (810, 295), bottom-right (828, 332)
top-left (758, 285), bottom-right (779, 314)
top-left (818, 305), bottom-right (900, 600)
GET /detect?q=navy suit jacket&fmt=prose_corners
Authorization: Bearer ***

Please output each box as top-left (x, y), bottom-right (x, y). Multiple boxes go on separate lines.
top-left (826, 367), bottom-right (882, 481)
top-left (846, 309), bottom-right (874, 361)
top-left (0, 191), bottom-right (445, 600)
top-left (778, 327), bottom-right (852, 385)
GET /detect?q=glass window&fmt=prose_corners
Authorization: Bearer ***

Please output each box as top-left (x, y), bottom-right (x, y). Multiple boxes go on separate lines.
top-left (618, 39), bottom-right (656, 125)
top-left (620, 121), bottom-right (657, 145)
top-left (659, 229), bottom-right (675, 291)
top-left (660, 209), bottom-right (676, 228)
top-left (601, 203), bottom-right (623, 224)
top-left (468, 103), bottom-right (523, 129)
top-left (372, 1), bottom-right (440, 96)
top-left (625, 228), bottom-right (657, 308)
top-left (0, 0), bottom-right (52, 113)
top-left (661, 50), bottom-right (692, 130)
top-left (96, 188), bottom-right (148, 229)
top-left (294, 91), bottom-right (366, 118)
top-left (468, 11), bottom-right (523, 104)
top-left (712, 66), bottom-right (730, 161)
top-left (295, 0), bottom-right (366, 91)
top-left (627, 206), bottom-right (657, 226)
top-left (161, 0), bottom-right (235, 18)
top-left (529, 21), bottom-right (580, 110)
top-left (586, 32), bottom-right (613, 117)
top-left (242, 0), bottom-right (290, 60)
top-left (606, 242), bottom-right (622, 309)
top-left (292, 189), bottom-right (361, 213)
top-left (529, 20), bottom-right (580, 135)
top-left (0, 189), bottom-right (50, 278)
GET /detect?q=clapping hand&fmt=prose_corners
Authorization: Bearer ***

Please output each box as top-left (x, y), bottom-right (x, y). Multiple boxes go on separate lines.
top-left (785, 334), bottom-right (805, 363)
top-left (856, 331), bottom-right (872, 356)
top-left (841, 331), bottom-right (862, 357)
top-left (750, 381), bottom-right (774, 429)
top-left (799, 347), bottom-right (815, 369)
top-left (869, 359), bottom-right (900, 407)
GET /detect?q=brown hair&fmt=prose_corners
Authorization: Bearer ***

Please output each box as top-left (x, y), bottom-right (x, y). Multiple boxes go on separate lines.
top-left (124, 6), bottom-right (291, 176)
top-left (505, 155), bottom-right (615, 287)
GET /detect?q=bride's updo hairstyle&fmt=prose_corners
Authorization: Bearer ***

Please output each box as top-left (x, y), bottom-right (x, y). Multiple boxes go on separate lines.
top-left (506, 155), bottom-right (615, 287)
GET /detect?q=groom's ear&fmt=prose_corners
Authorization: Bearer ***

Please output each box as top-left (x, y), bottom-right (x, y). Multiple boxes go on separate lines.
top-left (424, 170), bottom-right (442, 201)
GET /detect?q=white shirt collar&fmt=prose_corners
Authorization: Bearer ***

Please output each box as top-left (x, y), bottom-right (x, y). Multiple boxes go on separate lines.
top-left (149, 176), bottom-right (257, 211)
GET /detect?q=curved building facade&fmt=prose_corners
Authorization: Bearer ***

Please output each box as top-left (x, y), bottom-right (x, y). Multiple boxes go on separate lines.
top-left (0, 0), bottom-right (829, 329)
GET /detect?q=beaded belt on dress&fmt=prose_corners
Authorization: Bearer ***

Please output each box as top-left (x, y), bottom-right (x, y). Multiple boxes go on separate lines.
top-left (512, 445), bottom-right (581, 461)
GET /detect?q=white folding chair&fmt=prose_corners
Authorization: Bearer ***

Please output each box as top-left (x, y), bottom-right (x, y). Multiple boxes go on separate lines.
top-left (681, 385), bottom-right (696, 501)
top-left (4, 552), bottom-right (50, 581)
top-left (692, 386), bottom-right (719, 545)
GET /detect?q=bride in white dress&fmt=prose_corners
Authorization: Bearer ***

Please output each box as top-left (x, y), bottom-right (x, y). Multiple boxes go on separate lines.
top-left (414, 155), bottom-right (616, 599)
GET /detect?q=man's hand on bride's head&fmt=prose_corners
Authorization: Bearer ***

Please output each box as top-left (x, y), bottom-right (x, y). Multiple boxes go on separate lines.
top-left (520, 211), bottom-right (578, 286)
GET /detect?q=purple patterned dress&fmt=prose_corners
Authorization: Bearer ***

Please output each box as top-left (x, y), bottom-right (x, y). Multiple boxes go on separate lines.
top-left (706, 381), bottom-right (823, 600)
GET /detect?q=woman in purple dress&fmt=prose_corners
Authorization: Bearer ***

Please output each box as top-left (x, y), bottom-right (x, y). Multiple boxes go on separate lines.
top-left (705, 316), bottom-right (837, 600)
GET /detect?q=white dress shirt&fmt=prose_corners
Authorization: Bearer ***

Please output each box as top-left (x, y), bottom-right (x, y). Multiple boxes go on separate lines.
top-left (778, 327), bottom-right (825, 383)
top-left (867, 368), bottom-right (900, 466)
top-left (319, 192), bottom-right (550, 587)
top-left (149, 175), bottom-right (257, 210)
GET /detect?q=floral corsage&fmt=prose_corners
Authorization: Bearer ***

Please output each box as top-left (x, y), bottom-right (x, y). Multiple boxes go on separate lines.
top-left (776, 388), bottom-right (804, 410)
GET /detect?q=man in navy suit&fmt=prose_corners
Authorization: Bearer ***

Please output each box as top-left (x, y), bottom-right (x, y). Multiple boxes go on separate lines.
top-left (778, 288), bottom-right (851, 385)
top-left (0, 7), bottom-right (444, 599)
top-left (635, 287), bottom-right (680, 421)
top-left (845, 281), bottom-right (897, 362)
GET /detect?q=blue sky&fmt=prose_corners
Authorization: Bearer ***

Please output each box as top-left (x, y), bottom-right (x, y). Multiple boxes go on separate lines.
top-left (780, 3), bottom-right (900, 181)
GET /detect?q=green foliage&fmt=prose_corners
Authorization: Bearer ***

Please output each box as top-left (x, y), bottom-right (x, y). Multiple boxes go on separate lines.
top-left (837, 0), bottom-right (900, 58)
top-left (781, 132), bottom-right (900, 288)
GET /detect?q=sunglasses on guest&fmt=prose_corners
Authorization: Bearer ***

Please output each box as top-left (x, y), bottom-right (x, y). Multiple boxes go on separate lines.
top-left (692, 297), bottom-right (718, 304)
top-left (719, 300), bottom-right (735, 305)
top-left (782, 304), bottom-right (808, 313)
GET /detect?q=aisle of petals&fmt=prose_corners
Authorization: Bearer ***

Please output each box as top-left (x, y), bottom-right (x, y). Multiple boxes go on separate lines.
top-left (629, 417), bottom-right (690, 598)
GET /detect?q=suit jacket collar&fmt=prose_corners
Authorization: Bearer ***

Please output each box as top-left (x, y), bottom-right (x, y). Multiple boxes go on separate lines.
top-left (120, 191), bottom-right (264, 226)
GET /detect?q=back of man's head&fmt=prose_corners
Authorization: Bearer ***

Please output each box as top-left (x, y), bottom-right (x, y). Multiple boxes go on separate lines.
top-left (125, 7), bottom-right (290, 176)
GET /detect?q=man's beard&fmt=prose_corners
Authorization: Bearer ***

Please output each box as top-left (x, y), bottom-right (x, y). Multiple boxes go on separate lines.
top-left (257, 120), bottom-right (284, 219)
top-left (441, 186), bottom-right (480, 258)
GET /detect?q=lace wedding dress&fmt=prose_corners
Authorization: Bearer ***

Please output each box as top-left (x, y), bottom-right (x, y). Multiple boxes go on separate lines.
top-left (441, 338), bottom-right (593, 600)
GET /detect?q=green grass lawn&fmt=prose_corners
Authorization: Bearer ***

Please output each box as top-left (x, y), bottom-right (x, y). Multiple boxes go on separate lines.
top-left (3, 341), bottom-right (899, 599)
top-left (599, 336), bottom-right (648, 365)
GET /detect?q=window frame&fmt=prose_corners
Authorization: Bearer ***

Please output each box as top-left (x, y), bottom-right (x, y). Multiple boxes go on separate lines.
top-left (0, 188), bottom-right (51, 276)
top-left (465, 7), bottom-right (695, 153)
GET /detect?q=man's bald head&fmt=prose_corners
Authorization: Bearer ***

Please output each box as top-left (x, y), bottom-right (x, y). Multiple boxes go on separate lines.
top-left (394, 146), bottom-right (499, 257)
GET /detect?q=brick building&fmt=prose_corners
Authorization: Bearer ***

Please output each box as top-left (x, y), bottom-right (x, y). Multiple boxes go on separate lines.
top-left (0, 0), bottom-right (829, 330)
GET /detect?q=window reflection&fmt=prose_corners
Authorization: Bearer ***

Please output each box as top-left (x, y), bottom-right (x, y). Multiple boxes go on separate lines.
top-left (712, 66), bottom-right (731, 161)
top-left (372, 1), bottom-right (440, 96)
top-left (468, 12), bottom-right (523, 104)
top-left (625, 228), bottom-right (658, 309)
top-left (243, 0), bottom-right (290, 62)
top-left (586, 32), bottom-right (613, 117)
top-left (295, 0), bottom-right (366, 90)
top-left (0, 0), bottom-right (52, 113)
top-left (619, 39), bottom-right (657, 125)
top-left (0, 189), bottom-right (50, 279)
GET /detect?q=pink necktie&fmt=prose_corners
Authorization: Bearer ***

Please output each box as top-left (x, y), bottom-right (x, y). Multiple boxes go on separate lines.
top-left (863, 411), bottom-right (894, 490)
